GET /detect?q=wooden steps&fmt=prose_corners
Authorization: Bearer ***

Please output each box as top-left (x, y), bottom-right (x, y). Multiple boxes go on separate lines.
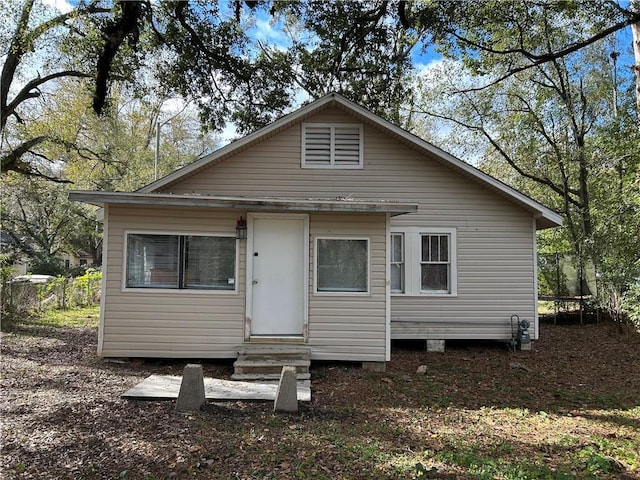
top-left (232, 346), bottom-right (311, 381)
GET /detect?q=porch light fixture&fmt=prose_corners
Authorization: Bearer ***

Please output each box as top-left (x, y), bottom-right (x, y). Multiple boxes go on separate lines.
top-left (236, 216), bottom-right (247, 240)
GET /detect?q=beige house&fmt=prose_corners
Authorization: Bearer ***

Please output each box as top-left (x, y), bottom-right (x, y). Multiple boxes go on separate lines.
top-left (70, 93), bottom-right (561, 364)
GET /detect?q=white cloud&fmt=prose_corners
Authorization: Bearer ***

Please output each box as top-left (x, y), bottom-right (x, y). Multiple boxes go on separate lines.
top-left (414, 57), bottom-right (450, 77)
top-left (253, 17), bottom-right (289, 46)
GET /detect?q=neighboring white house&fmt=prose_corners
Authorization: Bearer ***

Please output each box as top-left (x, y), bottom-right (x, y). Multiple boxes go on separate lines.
top-left (70, 93), bottom-right (561, 362)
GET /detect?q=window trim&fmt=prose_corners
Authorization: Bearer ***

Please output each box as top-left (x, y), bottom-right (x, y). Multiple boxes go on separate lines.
top-left (301, 123), bottom-right (364, 169)
top-left (390, 227), bottom-right (457, 297)
top-left (420, 233), bottom-right (451, 295)
top-left (390, 232), bottom-right (405, 294)
top-left (314, 236), bottom-right (371, 296)
top-left (122, 230), bottom-right (239, 294)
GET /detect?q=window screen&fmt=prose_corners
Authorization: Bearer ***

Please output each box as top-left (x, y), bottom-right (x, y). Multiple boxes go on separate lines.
top-left (126, 234), bottom-right (235, 290)
top-left (420, 234), bottom-right (450, 292)
top-left (126, 234), bottom-right (179, 288)
top-left (317, 238), bottom-right (368, 292)
top-left (390, 233), bottom-right (404, 293)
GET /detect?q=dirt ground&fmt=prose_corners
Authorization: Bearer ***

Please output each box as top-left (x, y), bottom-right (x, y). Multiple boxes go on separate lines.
top-left (1, 316), bottom-right (639, 479)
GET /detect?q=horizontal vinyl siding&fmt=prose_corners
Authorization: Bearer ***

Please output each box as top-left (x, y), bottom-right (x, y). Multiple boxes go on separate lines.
top-left (393, 211), bottom-right (534, 340)
top-left (307, 213), bottom-right (387, 361)
top-left (162, 107), bottom-right (537, 343)
top-left (101, 205), bottom-right (246, 358)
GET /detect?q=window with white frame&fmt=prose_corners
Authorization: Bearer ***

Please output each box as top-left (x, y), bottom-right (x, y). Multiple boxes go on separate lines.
top-left (390, 233), bottom-right (404, 293)
top-left (126, 233), bottom-right (236, 290)
top-left (421, 234), bottom-right (450, 293)
top-left (316, 238), bottom-right (369, 293)
top-left (302, 123), bottom-right (363, 168)
top-left (390, 228), bottom-right (457, 296)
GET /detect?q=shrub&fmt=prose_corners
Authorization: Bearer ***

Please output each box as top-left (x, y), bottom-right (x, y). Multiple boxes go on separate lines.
top-left (599, 279), bottom-right (640, 332)
top-left (621, 280), bottom-right (640, 330)
top-left (3, 270), bottom-right (102, 321)
top-left (69, 268), bottom-right (102, 306)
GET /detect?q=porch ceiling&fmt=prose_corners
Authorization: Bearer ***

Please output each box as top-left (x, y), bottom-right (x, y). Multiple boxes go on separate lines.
top-left (68, 191), bottom-right (418, 216)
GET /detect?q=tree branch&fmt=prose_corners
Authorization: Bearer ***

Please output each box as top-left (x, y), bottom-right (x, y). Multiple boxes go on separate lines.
top-left (449, 10), bottom-right (640, 94)
top-left (444, 11), bottom-right (640, 63)
top-left (414, 107), bottom-right (582, 207)
top-left (1, 0), bottom-right (110, 131)
top-left (507, 91), bottom-right (579, 197)
top-left (93, 1), bottom-right (146, 114)
top-left (1, 136), bottom-right (48, 172)
top-left (2, 71), bottom-right (92, 129)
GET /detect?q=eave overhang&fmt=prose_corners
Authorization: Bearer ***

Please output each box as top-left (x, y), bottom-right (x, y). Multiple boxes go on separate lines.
top-left (68, 191), bottom-right (418, 216)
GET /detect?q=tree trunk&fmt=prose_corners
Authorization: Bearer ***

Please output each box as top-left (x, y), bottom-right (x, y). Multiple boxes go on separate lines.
top-left (1, 0), bottom-right (35, 132)
top-left (632, 0), bottom-right (640, 126)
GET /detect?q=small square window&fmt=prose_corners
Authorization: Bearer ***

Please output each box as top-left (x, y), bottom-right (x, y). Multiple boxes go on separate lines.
top-left (316, 238), bottom-right (369, 293)
top-left (184, 236), bottom-right (236, 290)
top-left (127, 234), bottom-right (179, 288)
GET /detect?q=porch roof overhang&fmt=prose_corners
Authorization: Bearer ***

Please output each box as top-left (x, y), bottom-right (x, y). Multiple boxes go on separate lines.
top-left (68, 191), bottom-right (418, 216)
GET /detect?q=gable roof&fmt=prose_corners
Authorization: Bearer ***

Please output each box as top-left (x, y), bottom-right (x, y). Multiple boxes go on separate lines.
top-left (140, 93), bottom-right (562, 229)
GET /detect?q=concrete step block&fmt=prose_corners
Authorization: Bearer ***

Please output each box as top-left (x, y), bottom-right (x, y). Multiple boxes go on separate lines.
top-left (234, 365), bottom-right (310, 376)
top-left (175, 364), bottom-right (205, 413)
top-left (233, 359), bottom-right (310, 368)
top-left (236, 346), bottom-right (311, 360)
top-left (231, 372), bottom-right (311, 381)
top-left (274, 366), bottom-right (298, 413)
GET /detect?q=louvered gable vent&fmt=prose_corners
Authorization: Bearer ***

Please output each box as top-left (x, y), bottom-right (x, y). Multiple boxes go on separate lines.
top-left (334, 127), bottom-right (360, 165)
top-left (304, 126), bottom-right (331, 164)
top-left (302, 123), bottom-right (363, 168)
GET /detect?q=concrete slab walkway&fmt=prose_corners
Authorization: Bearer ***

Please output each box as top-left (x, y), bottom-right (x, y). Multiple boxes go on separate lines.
top-left (122, 375), bottom-right (311, 402)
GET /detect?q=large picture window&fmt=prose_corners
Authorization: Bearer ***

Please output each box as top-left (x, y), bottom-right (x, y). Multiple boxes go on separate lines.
top-left (126, 233), bottom-right (236, 290)
top-left (316, 238), bottom-right (369, 293)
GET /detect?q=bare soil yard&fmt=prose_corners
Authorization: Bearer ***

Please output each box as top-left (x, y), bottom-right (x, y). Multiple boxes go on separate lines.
top-left (1, 310), bottom-right (639, 479)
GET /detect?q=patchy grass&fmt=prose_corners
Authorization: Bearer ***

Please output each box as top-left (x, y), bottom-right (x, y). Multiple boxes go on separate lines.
top-left (0, 305), bottom-right (99, 331)
top-left (1, 310), bottom-right (639, 479)
top-left (38, 305), bottom-right (100, 328)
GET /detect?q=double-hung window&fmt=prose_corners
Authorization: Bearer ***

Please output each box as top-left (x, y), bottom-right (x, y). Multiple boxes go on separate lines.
top-left (390, 228), bottom-right (457, 296)
top-left (390, 233), bottom-right (404, 293)
top-left (126, 233), bottom-right (236, 291)
top-left (302, 123), bottom-right (363, 168)
top-left (421, 234), bottom-right (450, 293)
top-left (316, 238), bottom-right (369, 294)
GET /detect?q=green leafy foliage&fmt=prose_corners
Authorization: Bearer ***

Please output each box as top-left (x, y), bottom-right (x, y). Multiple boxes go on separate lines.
top-left (3, 0), bottom-right (637, 179)
top-left (416, 11), bottom-right (639, 327)
top-left (3, 0), bottom-right (638, 329)
top-left (622, 281), bottom-right (640, 329)
top-left (1, 172), bottom-right (89, 272)
top-left (4, 270), bottom-right (102, 320)
top-left (56, 80), bottom-right (217, 191)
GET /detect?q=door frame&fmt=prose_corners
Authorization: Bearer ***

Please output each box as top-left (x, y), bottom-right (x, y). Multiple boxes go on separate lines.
top-left (244, 212), bottom-right (309, 342)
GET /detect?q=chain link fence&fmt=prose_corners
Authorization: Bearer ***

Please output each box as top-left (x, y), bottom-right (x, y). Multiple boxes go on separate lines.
top-left (1, 269), bottom-right (101, 318)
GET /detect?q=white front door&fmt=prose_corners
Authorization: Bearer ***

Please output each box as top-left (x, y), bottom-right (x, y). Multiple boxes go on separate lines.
top-left (247, 214), bottom-right (308, 337)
